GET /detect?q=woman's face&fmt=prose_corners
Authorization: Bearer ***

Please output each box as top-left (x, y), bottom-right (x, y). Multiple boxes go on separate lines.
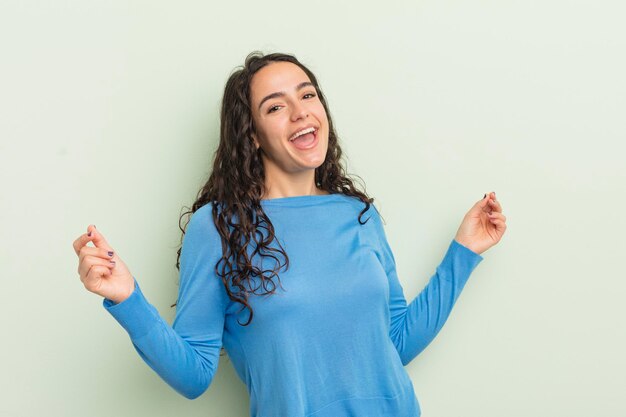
top-left (249, 61), bottom-right (329, 176)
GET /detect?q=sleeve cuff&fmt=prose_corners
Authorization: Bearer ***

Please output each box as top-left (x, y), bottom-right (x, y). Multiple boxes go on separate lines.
top-left (446, 239), bottom-right (484, 274)
top-left (102, 277), bottom-right (161, 339)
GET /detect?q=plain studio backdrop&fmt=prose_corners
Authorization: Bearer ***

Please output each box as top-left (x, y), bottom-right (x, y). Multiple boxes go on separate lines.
top-left (1, 0), bottom-right (624, 416)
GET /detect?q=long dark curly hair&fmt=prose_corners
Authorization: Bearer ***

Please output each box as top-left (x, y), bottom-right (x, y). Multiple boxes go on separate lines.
top-left (173, 51), bottom-right (377, 336)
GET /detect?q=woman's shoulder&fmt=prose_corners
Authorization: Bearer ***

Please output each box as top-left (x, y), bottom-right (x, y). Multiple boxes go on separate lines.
top-left (323, 195), bottom-right (384, 237)
top-left (191, 201), bottom-right (217, 219)
top-left (339, 194), bottom-right (382, 220)
top-left (184, 203), bottom-right (221, 244)
top-left (311, 193), bottom-right (381, 223)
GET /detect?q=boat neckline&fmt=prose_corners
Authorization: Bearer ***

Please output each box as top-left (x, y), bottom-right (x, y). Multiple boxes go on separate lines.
top-left (260, 193), bottom-right (346, 205)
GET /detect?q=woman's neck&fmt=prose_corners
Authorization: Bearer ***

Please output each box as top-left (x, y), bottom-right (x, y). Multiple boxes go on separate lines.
top-left (261, 182), bottom-right (328, 200)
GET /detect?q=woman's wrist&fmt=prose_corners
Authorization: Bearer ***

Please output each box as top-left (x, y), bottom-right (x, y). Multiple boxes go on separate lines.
top-left (454, 238), bottom-right (483, 255)
top-left (107, 280), bottom-right (136, 304)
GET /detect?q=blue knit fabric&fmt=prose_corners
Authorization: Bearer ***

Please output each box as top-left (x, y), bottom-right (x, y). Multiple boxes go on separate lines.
top-left (103, 193), bottom-right (483, 416)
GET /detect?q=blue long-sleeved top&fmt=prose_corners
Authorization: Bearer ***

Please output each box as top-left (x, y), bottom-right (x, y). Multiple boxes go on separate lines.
top-left (103, 193), bottom-right (483, 417)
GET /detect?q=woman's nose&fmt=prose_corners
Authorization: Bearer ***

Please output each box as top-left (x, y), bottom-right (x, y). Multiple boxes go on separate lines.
top-left (290, 101), bottom-right (308, 121)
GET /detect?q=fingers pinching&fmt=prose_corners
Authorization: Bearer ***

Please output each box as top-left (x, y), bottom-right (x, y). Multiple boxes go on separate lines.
top-left (73, 224), bottom-right (98, 256)
top-left (72, 233), bottom-right (88, 256)
top-left (488, 199), bottom-right (501, 212)
top-left (496, 199), bottom-right (503, 212)
top-left (480, 193), bottom-right (494, 213)
top-left (478, 191), bottom-right (500, 216)
top-left (87, 224), bottom-right (114, 251)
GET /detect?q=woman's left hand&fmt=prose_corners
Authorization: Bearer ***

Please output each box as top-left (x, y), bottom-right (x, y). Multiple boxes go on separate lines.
top-left (454, 191), bottom-right (507, 255)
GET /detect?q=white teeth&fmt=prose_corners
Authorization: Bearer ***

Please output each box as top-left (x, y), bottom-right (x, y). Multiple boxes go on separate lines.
top-left (289, 127), bottom-right (316, 141)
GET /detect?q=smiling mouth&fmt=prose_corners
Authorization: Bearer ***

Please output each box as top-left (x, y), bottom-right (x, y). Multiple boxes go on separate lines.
top-left (289, 129), bottom-right (318, 150)
top-left (289, 127), bottom-right (318, 142)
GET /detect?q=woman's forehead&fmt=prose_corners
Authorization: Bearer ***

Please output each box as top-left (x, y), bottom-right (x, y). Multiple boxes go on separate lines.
top-left (250, 62), bottom-right (312, 103)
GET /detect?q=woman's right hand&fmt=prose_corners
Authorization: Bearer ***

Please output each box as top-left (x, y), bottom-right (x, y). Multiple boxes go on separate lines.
top-left (73, 224), bottom-right (135, 304)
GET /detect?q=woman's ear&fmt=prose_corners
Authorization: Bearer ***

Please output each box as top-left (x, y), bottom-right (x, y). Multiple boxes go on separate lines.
top-left (251, 133), bottom-right (260, 150)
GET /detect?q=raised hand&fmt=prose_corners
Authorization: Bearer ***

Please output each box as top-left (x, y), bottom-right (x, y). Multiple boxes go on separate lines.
top-left (72, 224), bottom-right (135, 304)
top-left (454, 191), bottom-right (507, 255)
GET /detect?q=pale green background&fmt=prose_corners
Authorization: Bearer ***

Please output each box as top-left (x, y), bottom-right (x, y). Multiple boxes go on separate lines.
top-left (1, 0), bottom-right (624, 416)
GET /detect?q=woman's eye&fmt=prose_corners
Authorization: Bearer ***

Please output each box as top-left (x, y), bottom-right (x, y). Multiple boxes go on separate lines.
top-left (267, 93), bottom-right (315, 113)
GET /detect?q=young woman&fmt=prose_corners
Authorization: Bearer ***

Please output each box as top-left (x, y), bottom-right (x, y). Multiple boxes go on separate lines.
top-left (72, 51), bottom-right (506, 417)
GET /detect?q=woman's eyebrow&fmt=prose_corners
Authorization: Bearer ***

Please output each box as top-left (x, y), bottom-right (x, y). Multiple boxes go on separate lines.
top-left (258, 81), bottom-right (314, 111)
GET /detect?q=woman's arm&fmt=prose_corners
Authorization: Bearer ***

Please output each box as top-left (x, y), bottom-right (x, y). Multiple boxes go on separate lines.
top-left (103, 206), bottom-right (228, 399)
top-left (383, 236), bottom-right (483, 365)
top-left (373, 192), bottom-right (506, 365)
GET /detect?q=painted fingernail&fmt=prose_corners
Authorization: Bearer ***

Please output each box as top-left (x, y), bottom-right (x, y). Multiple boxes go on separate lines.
top-left (88, 231), bottom-right (92, 237)
top-left (108, 251), bottom-right (114, 257)
top-left (483, 193), bottom-right (487, 199)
